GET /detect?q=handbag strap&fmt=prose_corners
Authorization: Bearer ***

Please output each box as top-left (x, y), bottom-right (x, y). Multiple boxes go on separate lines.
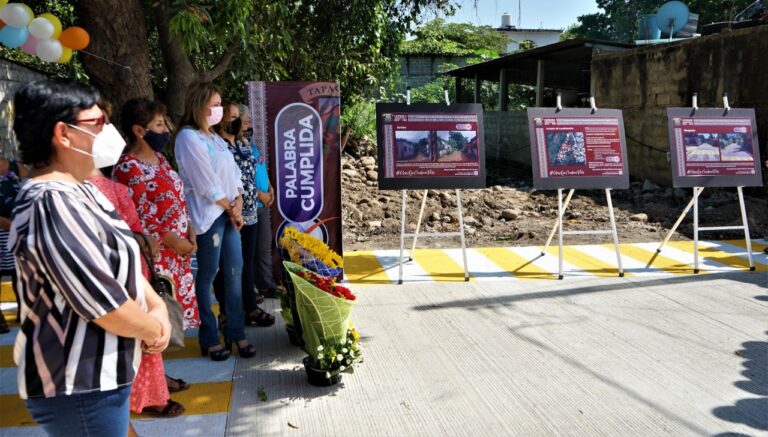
top-left (134, 232), bottom-right (163, 288)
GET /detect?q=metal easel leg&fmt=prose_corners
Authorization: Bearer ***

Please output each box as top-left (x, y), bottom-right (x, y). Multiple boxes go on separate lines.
top-left (557, 188), bottom-right (564, 280)
top-left (542, 189), bottom-right (574, 255)
top-left (456, 189), bottom-right (469, 281)
top-left (692, 187), bottom-right (702, 274)
top-left (409, 190), bottom-right (428, 261)
top-left (605, 188), bottom-right (624, 277)
top-left (736, 186), bottom-right (755, 271)
top-left (398, 190), bottom-right (407, 285)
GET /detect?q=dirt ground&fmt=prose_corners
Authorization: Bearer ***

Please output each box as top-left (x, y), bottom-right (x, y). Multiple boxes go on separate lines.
top-left (341, 154), bottom-right (768, 251)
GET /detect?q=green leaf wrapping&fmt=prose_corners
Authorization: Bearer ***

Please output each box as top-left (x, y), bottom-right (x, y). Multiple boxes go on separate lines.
top-left (284, 261), bottom-right (356, 355)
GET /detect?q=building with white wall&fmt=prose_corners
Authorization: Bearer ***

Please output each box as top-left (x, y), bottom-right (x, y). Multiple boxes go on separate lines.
top-left (496, 12), bottom-right (561, 52)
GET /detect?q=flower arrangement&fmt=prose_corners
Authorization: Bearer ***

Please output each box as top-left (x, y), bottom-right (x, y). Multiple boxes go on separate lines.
top-left (279, 227), bottom-right (343, 277)
top-left (308, 327), bottom-right (362, 380)
top-left (296, 270), bottom-right (356, 301)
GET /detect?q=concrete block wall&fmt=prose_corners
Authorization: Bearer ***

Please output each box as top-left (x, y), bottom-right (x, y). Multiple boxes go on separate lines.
top-left (592, 25), bottom-right (768, 186)
top-left (484, 110), bottom-right (531, 165)
top-left (0, 59), bottom-right (47, 159)
top-left (397, 55), bottom-right (471, 92)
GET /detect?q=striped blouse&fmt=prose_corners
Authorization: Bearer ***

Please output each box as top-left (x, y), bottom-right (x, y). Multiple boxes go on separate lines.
top-left (8, 179), bottom-right (146, 399)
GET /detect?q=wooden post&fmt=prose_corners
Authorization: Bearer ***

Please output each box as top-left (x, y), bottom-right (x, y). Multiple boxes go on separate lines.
top-left (499, 69), bottom-right (509, 111)
top-left (536, 60), bottom-right (544, 107)
top-left (454, 77), bottom-right (462, 104)
top-left (474, 72), bottom-right (481, 104)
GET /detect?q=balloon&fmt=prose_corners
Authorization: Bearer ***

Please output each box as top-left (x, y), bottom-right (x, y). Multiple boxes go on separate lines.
top-left (0, 3), bottom-right (32, 27)
top-left (20, 33), bottom-right (36, 54)
top-left (36, 38), bottom-right (62, 62)
top-left (0, 19), bottom-right (5, 30)
top-left (56, 46), bottom-right (72, 63)
top-left (59, 26), bottom-right (89, 50)
top-left (0, 2), bottom-right (7, 10)
top-left (0, 24), bottom-right (28, 48)
top-left (27, 17), bottom-right (54, 40)
top-left (37, 12), bottom-right (61, 39)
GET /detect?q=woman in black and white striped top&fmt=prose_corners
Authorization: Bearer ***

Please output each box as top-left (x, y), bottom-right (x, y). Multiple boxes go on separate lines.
top-left (10, 80), bottom-right (171, 436)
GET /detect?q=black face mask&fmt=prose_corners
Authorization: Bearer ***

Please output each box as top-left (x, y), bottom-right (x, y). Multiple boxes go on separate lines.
top-left (224, 118), bottom-right (242, 136)
top-left (144, 130), bottom-right (171, 153)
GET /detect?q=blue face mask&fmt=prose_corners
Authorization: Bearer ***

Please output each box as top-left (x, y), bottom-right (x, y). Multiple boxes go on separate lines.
top-left (144, 130), bottom-right (171, 153)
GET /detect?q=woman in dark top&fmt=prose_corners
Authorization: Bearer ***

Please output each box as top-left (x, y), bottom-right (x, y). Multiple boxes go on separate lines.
top-left (10, 80), bottom-right (171, 436)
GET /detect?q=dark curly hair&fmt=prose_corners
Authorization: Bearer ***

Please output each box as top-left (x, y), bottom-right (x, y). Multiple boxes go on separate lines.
top-left (121, 98), bottom-right (168, 144)
top-left (13, 80), bottom-right (100, 166)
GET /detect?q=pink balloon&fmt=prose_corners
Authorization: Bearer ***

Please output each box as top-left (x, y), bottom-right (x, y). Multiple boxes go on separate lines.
top-left (21, 34), bottom-right (38, 55)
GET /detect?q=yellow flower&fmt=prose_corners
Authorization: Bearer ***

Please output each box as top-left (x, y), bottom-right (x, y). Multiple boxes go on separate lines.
top-left (279, 227), bottom-right (343, 268)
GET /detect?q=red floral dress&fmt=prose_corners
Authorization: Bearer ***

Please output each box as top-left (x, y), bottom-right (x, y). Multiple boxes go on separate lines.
top-left (88, 176), bottom-right (169, 413)
top-left (113, 153), bottom-right (200, 329)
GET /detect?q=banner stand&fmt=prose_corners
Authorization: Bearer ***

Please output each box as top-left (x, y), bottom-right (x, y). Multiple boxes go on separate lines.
top-left (539, 97), bottom-right (624, 280)
top-left (655, 186), bottom-right (755, 273)
top-left (657, 95), bottom-right (756, 273)
top-left (397, 89), bottom-right (469, 284)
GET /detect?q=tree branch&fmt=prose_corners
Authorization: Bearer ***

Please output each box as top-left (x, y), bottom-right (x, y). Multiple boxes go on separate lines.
top-left (201, 37), bottom-right (242, 82)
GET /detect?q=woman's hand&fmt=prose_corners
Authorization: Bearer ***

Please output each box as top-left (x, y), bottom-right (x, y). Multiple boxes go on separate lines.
top-left (142, 310), bottom-right (171, 354)
top-left (164, 232), bottom-right (195, 256)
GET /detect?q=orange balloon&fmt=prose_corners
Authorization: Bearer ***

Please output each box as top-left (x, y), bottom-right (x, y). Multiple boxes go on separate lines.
top-left (0, 19), bottom-right (5, 30)
top-left (59, 26), bottom-right (89, 50)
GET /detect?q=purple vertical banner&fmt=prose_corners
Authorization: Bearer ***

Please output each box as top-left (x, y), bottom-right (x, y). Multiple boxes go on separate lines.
top-left (248, 81), bottom-right (343, 280)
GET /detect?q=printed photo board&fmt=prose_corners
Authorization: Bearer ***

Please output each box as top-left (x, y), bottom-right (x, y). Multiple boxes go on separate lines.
top-left (527, 108), bottom-right (630, 190)
top-left (376, 103), bottom-right (486, 190)
top-left (667, 108), bottom-right (763, 187)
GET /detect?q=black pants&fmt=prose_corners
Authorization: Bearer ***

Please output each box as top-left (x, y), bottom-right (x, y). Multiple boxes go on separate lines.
top-left (214, 223), bottom-right (259, 317)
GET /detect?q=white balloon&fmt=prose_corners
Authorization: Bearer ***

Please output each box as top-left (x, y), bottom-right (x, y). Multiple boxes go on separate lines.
top-left (0, 4), bottom-right (33, 28)
top-left (36, 38), bottom-right (63, 63)
top-left (28, 17), bottom-right (55, 40)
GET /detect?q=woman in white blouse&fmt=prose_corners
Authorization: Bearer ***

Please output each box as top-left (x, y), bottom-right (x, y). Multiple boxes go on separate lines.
top-left (174, 82), bottom-right (256, 360)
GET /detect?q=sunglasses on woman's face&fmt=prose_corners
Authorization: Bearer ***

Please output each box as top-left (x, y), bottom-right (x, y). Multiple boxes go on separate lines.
top-left (73, 114), bottom-right (110, 128)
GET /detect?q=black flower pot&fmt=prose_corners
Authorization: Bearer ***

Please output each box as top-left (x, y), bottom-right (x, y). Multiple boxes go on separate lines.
top-left (285, 325), bottom-right (304, 347)
top-left (303, 356), bottom-right (341, 387)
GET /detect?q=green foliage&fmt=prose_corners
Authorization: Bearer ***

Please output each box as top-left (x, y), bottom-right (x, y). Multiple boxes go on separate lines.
top-left (563, 0), bottom-right (756, 42)
top-left (341, 98), bottom-right (378, 143)
top-left (401, 18), bottom-right (508, 56)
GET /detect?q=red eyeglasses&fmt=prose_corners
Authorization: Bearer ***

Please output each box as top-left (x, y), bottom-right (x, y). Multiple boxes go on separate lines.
top-left (73, 114), bottom-right (110, 127)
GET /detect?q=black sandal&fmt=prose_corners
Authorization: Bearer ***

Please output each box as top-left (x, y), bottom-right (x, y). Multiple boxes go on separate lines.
top-left (0, 314), bottom-right (9, 334)
top-left (166, 375), bottom-right (191, 393)
top-left (141, 399), bottom-right (185, 417)
top-left (245, 308), bottom-right (275, 327)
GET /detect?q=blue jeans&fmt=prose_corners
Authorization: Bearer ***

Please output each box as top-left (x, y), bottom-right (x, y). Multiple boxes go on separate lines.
top-left (24, 384), bottom-right (131, 436)
top-left (195, 212), bottom-right (246, 348)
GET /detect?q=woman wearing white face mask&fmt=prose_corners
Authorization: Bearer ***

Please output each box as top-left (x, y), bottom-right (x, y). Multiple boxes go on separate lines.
top-left (174, 82), bottom-right (256, 361)
top-left (9, 80), bottom-right (172, 435)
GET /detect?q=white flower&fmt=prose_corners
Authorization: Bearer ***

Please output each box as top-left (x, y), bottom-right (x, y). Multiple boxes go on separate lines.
top-left (342, 348), bottom-right (348, 353)
top-left (317, 345), bottom-right (324, 352)
top-left (345, 358), bottom-right (352, 364)
top-left (324, 372), bottom-right (331, 379)
top-left (317, 355), bottom-right (323, 361)
top-left (339, 365), bottom-right (346, 371)
top-left (336, 354), bottom-right (344, 362)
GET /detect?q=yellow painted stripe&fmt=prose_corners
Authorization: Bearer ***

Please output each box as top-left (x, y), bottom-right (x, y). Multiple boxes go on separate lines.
top-left (412, 249), bottom-right (472, 282)
top-left (475, 247), bottom-right (554, 280)
top-left (344, 251), bottom-right (392, 285)
top-left (723, 239), bottom-right (767, 253)
top-left (0, 382), bottom-right (234, 427)
top-left (545, 246), bottom-right (625, 277)
top-left (1, 282), bottom-right (15, 303)
top-left (162, 336), bottom-right (205, 360)
top-left (666, 241), bottom-right (767, 271)
top-left (0, 395), bottom-right (34, 427)
top-left (2, 309), bottom-right (18, 325)
top-left (131, 381), bottom-right (232, 417)
top-left (614, 244), bottom-right (696, 274)
top-left (0, 345), bottom-right (14, 368)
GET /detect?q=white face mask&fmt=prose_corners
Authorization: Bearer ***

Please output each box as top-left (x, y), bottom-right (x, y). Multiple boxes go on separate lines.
top-left (67, 123), bottom-right (126, 168)
top-left (206, 105), bottom-right (224, 126)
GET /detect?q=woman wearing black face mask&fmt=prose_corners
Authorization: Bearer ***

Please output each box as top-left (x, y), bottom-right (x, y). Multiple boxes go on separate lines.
top-left (212, 101), bottom-right (275, 328)
top-left (113, 99), bottom-right (201, 396)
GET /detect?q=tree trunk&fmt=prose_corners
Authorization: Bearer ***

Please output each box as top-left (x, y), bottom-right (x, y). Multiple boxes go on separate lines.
top-left (153, 0), bottom-right (197, 124)
top-left (75, 0), bottom-right (154, 124)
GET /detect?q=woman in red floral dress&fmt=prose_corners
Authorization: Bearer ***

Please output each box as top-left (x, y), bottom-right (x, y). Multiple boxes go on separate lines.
top-left (113, 99), bottom-right (199, 331)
